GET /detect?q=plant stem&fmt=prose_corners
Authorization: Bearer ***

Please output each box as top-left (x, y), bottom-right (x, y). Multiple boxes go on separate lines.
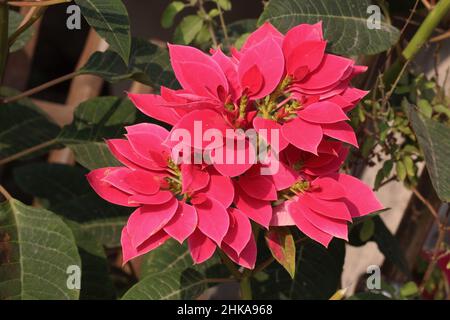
top-left (240, 276), bottom-right (252, 300)
top-left (7, 0), bottom-right (70, 7)
top-left (0, 184), bottom-right (12, 201)
top-left (383, 0), bottom-right (450, 87)
top-left (8, 6), bottom-right (46, 48)
top-left (216, 1), bottom-right (229, 46)
top-left (0, 0), bottom-right (9, 83)
top-left (218, 250), bottom-right (242, 280)
top-left (0, 138), bottom-right (57, 166)
top-left (0, 71), bottom-right (78, 104)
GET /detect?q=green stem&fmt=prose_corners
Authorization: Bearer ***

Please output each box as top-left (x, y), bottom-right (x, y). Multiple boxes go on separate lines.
top-left (8, 6), bottom-right (46, 48)
top-left (0, 1), bottom-right (9, 83)
top-left (384, 0), bottom-right (450, 87)
top-left (240, 276), bottom-right (252, 300)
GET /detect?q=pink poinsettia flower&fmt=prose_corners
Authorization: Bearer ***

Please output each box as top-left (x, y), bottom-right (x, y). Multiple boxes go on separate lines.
top-left (270, 173), bottom-right (383, 247)
top-left (87, 123), bottom-right (256, 268)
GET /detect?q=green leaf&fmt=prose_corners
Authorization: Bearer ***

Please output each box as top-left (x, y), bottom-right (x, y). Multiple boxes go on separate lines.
top-left (79, 37), bottom-right (178, 90)
top-left (372, 216), bottom-right (409, 275)
top-left (396, 160), bottom-right (406, 181)
top-left (400, 281), bottom-right (419, 298)
top-left (140, 240), bottom-right (226, 280)
top-left (409, 106), bottom-right (450, 202)
top-left (161, 1), bottom-right (185, 28)
top-left (66, 221), bottom-right (116, 299)
top-left (254, 240), bottom-right (345, 299)
top-left (417, 99), bottom-right (433, 118)
top-left (217, 0), bottom-right (232, 11)
top-left (265, 227), bottom-right (296, 278)
top-left (258, 0), bottom-right (400, 55)
top-left (75, 0), bottom-right (131, 63)
top-left (403, 156), bottom-right (415, 177)
top-left (58, 96), bottom-right (139, 170)
top-left (8, 10), bottom-right (34, 52)
top-left (173, 15), bottom-right (204, 45)
top-left (13, 163), bottom-right (130, 248)
top-left (140, 240), bottom-right (194, 278)
top-left (359, 219), bottom-right (375, 242)
top-left (121, 268), bottom-right (206, 300)
top-left (0, 199), bottom-right (81, 300)
top-left (0, 88), bottom-right (60, 163)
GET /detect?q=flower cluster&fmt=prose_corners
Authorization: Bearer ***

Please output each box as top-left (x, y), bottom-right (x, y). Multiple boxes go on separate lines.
top-left (87, 22), bottom-right (383, 269)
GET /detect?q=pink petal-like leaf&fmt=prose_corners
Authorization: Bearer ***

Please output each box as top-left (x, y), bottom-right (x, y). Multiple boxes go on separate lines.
top-left (322, 121), bottom-right (358, 147)
top-left (334, 173), bottom-right (384, 218)
top-left (87, 168), bottom-right (136, 207)
top-left (223, 208), bottom-right (252, 255)
top-left (234, 183), bottom-right (272, 228)
top-left (282, 118), bottom-right (323, 155)
top-left (127, 198), bottom-right (179, 247)
top-left (195, 197), bottom-right (230, 245)
top-left (298, 101), bottom-right (349, 124)
top-left (188, 229), bottom-right (217, 264)
top-left (121, 227), bottom-right (170, 265)
top-left (164, 202), bottom-right (198, 243)
top-left (287, 200), bottom-right (333, 247)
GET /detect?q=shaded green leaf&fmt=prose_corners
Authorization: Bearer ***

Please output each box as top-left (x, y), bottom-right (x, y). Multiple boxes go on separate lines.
top-left (359, 219), bottom-right (375, 242)
top-left (258, 0), bottom-right (399, 55)
top-left (121, 268), bottom-right (206, 300)
top-left (75, 0), bottom-right (131, 63)
top-left (13, 163), bottom-right (130, 248)
top-left (0, 88), bottom-right (60, 163)
top-left (79, 37), bottom-right (177, 90)
top-left (173, 15), bottom-right (204, 45)
top-left (8, 10), bottom-right (34, 52)
top-left (161, 1), bottom-right (185, 28)
top-left (253, 239), bottom-right (345, 299)
top-left (372, 216), bottom-right (409, 275)
top-left (409, 106), bottom-right (450, 202)
top-left (58, 96), bottom-right (138, 170)
top-left (0, 199), bottom-right (80, 300)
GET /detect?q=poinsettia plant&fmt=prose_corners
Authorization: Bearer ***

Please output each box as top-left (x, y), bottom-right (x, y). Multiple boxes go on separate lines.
top-left (0, 0), bottom-right (449, 301)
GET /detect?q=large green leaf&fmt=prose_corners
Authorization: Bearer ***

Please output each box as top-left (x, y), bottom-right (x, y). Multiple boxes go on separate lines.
top-left (253, 239), bottom-right (345, 299)
top-left (8, 10), bottom-right (34, 52)
top-left (371, 216), bottom-right (409, 276)
top-left (13, 163), bottom-right (130, 247)
top-left (0, 88), bottom-right (60, 164)
top-left (140, 240), bottom-right (226, 280)
top-left (121, 268), bottom-right (206, 300)
top-left (0, 199), bottom-right (81, 300)
top-left (409, 107), bottom-right (450, 202)
top-left (66, 221), bottom-right (116, 299)
top-left (258, 0), bottom-right (399, 55)
top-left (79, 38), bottom-right (178, 90)
top-left (58, 96), bottom-right (139, 170)
top-left (75, 0), bottom-right (131, 63)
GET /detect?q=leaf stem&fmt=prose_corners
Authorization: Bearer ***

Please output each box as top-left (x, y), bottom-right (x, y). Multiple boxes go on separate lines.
top-left (0, 71), bottom-right (78, 104)
top-left (218, 249), bottom-right (242, 280)
top-left (7, 0), bottom-right (70, 7)
top-left (0, 138), bottom-right (57, 166)
top-left (239, 276), bottom-right (252, 300)
top-left (0, 0), bottom-right (9, 83)
top-left (0, 184), bottom-right (12, 201)
top-left (216, 1), bottom-right (229, 46)
top-left (8, 6), bottom-right (46, 48)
